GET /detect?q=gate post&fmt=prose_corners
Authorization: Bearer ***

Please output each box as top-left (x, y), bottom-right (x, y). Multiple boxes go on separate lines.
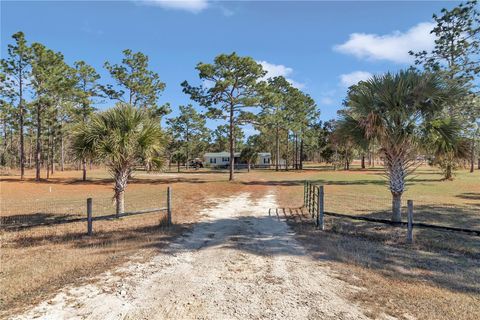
top-left (87, 198), bottom-right (93, 236)
top-left (167, 187), bottom-right (172, 226)
top-left (407, 200), bottom-right (413, 244)
top-left (317, 186), bottom-right (324, 230)
top-left (304, 180), bottom-right (307, 207)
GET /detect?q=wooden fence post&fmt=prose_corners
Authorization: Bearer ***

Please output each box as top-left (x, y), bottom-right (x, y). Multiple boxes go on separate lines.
top-left (304, 180), bottom-right (307, 207)
top-left (167, 186), bottom-right (172, 226)
top-left (307, 181), bottom-right (311, 209)
top-left (407, 200), bottom-right (413, 244)
top-left (87, 198), bottom-right (93, 236)
top-left (317, 186), bottom-right (324, 230)
top-left (309, 184), bottom-right (313, 216)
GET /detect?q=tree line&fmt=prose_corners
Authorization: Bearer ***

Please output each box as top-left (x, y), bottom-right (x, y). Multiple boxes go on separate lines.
top-left (1, 1), bottom-right (478, 218)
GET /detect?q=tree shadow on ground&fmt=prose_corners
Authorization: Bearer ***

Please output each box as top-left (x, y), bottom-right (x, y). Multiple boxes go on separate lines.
top-left (0, 213), bottom-right (80, 228)
top-left (280, 208), bottom-right (479, 295)
top-left (4, 207), bottom-right (478, 295)
top-left (240, 178), bottom-right (387, 187)
top-left (349, 204), bottom-right (480, 230)
top-left (0, 176), bottom-right (209, 186)
top-left (456, 192), bottom-right (480, 201)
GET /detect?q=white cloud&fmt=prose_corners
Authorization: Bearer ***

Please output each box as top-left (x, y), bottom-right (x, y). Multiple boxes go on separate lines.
top-left (141, 0), bottom-right (209, 13)
top-left (257, 60), bottom-right (305, 89)
top-left (339, 71), bottom-right (373, 87)
top-left (319, 97), bottom-right (335, 105)
top-left (334, 22), bottom-right (435, 64)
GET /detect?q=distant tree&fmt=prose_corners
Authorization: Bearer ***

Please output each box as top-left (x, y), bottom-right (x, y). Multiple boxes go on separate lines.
top-left (423, 118), bottom-right (470, 179)
top-left (30, 43), bottom-right (76, 181)
top-left (410, 0), bottom-right (480, 171)
top-left (303, 120), bottom-right (335, 164)
top-left (72, 104), bottom-right (165, 216)
top-left (102, 49), bottom-right (168, 114)
top-left (285, 87), bottom-right (318, 170)
top-left (335, 110), bottom-right (370, 170)
top-left (166, 104), bottom-right (210, 168)
top-left (73, 60), bottom-right (101, 180)
top-left (0, 32), bottom-right (31, 179)
top-left (171, 151), bottom-right (187, 173)
top-left (259, 76), bottom-right (291, 171)
top-left (240, 146), bottom-right (258, 172)
top-left (182, 52), bottom-right (265, 181)
top-left (345, 70), bottom-right (463, 222)
top-left (211, 124), bottom-right (244, 152)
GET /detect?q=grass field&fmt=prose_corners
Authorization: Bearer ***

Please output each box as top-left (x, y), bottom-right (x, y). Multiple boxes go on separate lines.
top-left (1, 164), bottom-right (479, 318)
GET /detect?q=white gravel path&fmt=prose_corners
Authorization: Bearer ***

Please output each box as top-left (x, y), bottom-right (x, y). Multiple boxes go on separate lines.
top-left (12, 192), bottom-right (369, 320)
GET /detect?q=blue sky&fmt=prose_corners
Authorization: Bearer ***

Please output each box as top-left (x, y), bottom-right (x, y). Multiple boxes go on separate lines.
top-left (1, 0), bottom-right (459, 133)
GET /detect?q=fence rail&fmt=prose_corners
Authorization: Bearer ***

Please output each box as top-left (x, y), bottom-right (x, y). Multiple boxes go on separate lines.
top-left (303, 181), bottom-right (480, 242)
top-left (0, 187), bottom-right (173, 235)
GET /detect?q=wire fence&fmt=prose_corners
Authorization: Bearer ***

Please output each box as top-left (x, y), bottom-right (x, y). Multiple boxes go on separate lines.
top-left (303, 181), bottom-right (480, 239)
top-left (0, 189), bottom-right (171, 230)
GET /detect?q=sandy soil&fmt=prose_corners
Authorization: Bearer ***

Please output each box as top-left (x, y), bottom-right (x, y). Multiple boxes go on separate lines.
top-left (11, 192), bottom-right (369, 320)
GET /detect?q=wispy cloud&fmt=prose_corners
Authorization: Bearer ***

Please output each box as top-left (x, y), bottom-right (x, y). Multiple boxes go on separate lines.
top-left (334, 22), bottom-right (435, 64)
top-left (257, 60), bottom-right (305, 89)
top-left (339, 71), bottom-right (373, 87)
top-left (140, 0), bottom-right (209, 13)
top-left (319, 96), bottom-right (335, 106)
top-left (81, 21), bottom-right (104, 36)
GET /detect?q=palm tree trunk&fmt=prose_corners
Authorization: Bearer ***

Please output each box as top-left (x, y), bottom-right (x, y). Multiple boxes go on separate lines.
top-left (82, 158), bottom-right (87, 181)
top-left (361, 154), bottom-right (365, 169)
top-left (114, 170), bottom-right (129, 217)
top-left (391, 193), bottom-right (402, 223)
top-left (115, 190), bottom-right (125, 217)
top-left (386, 152), bottom-right (405, 222)
top-left (445, 164), bottom-right (453, 180)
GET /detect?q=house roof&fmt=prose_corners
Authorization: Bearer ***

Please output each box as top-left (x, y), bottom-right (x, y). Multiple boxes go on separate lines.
top-left (204, 152), bottom-right (239, 157)
top-left (204, 152), bottom-right (271, 157)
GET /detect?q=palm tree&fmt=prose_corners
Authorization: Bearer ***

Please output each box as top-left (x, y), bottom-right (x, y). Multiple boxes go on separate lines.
top-left (72, 103), bottom-right (165, 216)
top-left (423, 118), bottom-right (470, 180)
top-left (345, 70), bottom-right (462, 222)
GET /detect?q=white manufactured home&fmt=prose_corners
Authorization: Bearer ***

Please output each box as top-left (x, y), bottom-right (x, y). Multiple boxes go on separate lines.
top-left (204, 152), bottom-right (271, 168)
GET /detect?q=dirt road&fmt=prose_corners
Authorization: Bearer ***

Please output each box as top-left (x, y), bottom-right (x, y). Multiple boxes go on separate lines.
top-left (13, 192), bottom-right (368, 320)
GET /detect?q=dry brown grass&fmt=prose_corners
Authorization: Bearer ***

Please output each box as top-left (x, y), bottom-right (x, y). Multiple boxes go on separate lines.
top-left (276, 200), bottom-right (480, 319)
top-left (0, 169), bottom-right (270, 317)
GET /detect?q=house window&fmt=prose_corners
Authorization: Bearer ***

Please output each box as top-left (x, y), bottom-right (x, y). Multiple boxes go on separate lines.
top-left (263, 158), bottom-right (270, 164)
top-left (210, 158), bottom-right (216, 164)
top-left (222, 157), bottom-right (230, 162)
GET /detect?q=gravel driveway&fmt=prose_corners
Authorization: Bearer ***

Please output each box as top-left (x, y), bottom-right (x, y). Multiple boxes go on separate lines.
top-left (13, 192), bottom-right (368, 320)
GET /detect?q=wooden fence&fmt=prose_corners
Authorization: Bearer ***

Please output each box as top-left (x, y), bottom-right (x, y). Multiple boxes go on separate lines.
top-left (303, 181), bottom-right (480, 243)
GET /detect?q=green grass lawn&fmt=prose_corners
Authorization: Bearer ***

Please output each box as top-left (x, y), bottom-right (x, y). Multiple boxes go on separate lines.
top-left (245, 164), bottom-right (480, 229)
